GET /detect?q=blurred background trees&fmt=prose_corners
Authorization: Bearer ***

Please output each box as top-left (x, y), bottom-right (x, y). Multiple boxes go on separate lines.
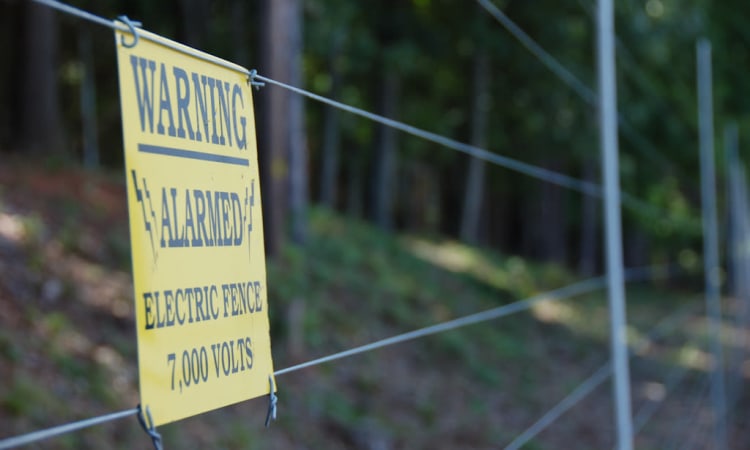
top-left (1, 0), bottom-right (748, 270)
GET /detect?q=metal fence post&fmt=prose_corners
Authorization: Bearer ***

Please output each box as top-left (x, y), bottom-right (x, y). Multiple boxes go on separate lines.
top-left (696, 38), bottom-right (728, 450)
top-left (597, 1), bottom-right (633, 449)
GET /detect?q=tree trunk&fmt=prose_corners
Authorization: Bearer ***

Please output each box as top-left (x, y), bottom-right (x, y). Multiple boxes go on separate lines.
top-left (403, 162), bottom-right (440, 233)
top-left (78, 27), bottom-right (99, 168)
top-left (319, 40), bottom-right (343, 209)
top-left (230, 0), bottom-right (248, 66)
top-left (346, 148), bottom-right (365, 218)
top-left (540, 169), bottom-right (568, 264)
top-left (371, 71), bottom-right (400, 231)
top-left (578, 159), bottom-right (598, 275)
top-left (460, 52), bottom-right (490, 245)
top-left (624, 229), bottom-right (649, 268)
top-left (0, 1), bottom-right (23, 150)
top-left (20, 1), bottom-right (62, 154)
top-left (259, 0), bottom-right (305, 255)
top-left (179, 0), bottom-right (210, 48)
top-left (287, 0), bottom-right (307, 245)
top-left (522, 168), bottom-right (568, 263)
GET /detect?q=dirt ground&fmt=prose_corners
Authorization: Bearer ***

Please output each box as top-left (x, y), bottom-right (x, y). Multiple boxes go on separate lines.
top-left (1, 160), bottom-right (749, 449)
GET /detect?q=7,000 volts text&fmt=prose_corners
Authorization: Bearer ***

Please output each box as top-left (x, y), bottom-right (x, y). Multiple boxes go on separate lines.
top-left (166, 336), bottom-right (254, 393)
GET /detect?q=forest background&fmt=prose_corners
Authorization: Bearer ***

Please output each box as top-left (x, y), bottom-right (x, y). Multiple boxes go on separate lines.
top-left (2, 0), bottom-right (750, 448)
top-left (2, 0), bottom-right (747, 266)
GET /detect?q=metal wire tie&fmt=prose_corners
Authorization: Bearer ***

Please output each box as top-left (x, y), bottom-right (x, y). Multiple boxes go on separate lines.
top-left (117, 15), bottom-right (142, 48)
top-left (137, 404), bottom-right (163, 450)
top-left (265, 375), bottom-right (278, 427)
top-left (248, 69), bottom-right (266, 90)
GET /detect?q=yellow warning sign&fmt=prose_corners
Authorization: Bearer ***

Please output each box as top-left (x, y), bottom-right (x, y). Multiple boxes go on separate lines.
top-left (115, 27), bottom-right (273, 426)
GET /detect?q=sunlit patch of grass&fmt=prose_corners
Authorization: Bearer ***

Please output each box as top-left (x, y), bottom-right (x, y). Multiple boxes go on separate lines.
top-left (402, 237), bottom-right (574, 299)
top-left (405, 239), bottom-right (479, 274)
top-left (404, 238), bottom-right (533, 294)
top-left (531, 299), bottom-right (578, 324)
top-left (0, 212), bottom-right (25, 242)
top-left (530, 293), bottom-right (610, 344)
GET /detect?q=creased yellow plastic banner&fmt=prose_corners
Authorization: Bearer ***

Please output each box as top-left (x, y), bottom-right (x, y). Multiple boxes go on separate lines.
top-left (115, 27), bottom-right (273, 426)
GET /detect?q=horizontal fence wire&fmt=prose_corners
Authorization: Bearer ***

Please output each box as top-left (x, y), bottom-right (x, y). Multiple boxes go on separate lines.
top-left (636, 326), bottom-right (711, 450)
top-left (251, 73), bottom-right (602, 198)
top-left (253, 73), bottom-right (695, 229)
top-left (0, 408), bottom-right (139, 450)
top-left (0, 266), bottom-right (671, 448)
top-left (1, 1), bottom-right (710, 449)
top-left (654, 364), bottom-right (711, 450)
top-left (36, 0), bottom-right (602, 200)
top-left (476, 0), bottom-right (596, 105)
top-left (667, 376), bottom-right (712, 450)
top-left (505, 297), bottom-right (699, 450)
top-left (629, 304), bottom-right (704, 436)
top-left (274, 276), bottom-right (607, 376)
top-left (37, 0), bottom-right (687, 230)
top-left (632, 350), bottom-right (693, 435)
top-left (31, 0), bottom-right (250, 76)
top-left (274, 265), bottom-right (672, 377)
top-left (477, 0), bottom-right (683, 176)
top-left (505, 364), bottom-right (612, 450)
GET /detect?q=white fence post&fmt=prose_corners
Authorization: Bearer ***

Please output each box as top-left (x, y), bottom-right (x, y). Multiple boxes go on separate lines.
top-left (596, 1), bottom-right (633, 449)
top-left (696, 38), bottom-right (728, 450)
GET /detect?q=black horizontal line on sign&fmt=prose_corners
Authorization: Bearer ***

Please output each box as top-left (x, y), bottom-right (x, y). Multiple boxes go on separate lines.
top-left (137, 143), bottom-right (249, 167)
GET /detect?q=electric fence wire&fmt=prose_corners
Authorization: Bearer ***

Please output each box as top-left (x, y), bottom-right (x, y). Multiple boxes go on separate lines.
top-left (0, 266), bottom-right (667, 449)
top-left (505, 297), bottom-right (699, 450)
top-left (33, 0), bottom-right (707, 237)
top-left (476, 0), bottom-right (686, 177)
top-left (36, 0), bottom-right (691, 228)
top-left (0, 408), bottom-right (139, 450)
top-left (671, 377), bottom-right (713, 450)
top-left (34, 0), bottom-right (603, 199)
top-left (632, 348), bottom-right (693, 436)
top-left (476, 0), bottom-right (596, 104)
top-left (633, 303), bottom-right (700, 426)
top-left (254, 71), bottom-right (694, 229)
top-left (274, 265), bottom-right (672, 377)
top-left (251, 73), bottom-right (602, 198)
top-left (630, 304), bottom-right (704, 436)
top-left (0, 0), bottom-right (703, 448)
top-left (658, 372), bottom-right (711, 450)
top-left (648, 369), bottom-right (704, 450)
top-left (575, 0), bottom-right (695, 133)
top-left (504, 364), bottom-right (611, 450)
top-left (574, 0), bottom-right (696, 184)
top-left (275, 275), bottom-right (607, 375)
top-left (31, 0), bottom-right (249, 76)
top-left (0, 277), bottom-right (601, 449)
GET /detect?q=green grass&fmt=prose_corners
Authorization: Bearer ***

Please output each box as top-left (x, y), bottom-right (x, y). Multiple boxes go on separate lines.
top-left (0, 200), bottom-right (718, 449)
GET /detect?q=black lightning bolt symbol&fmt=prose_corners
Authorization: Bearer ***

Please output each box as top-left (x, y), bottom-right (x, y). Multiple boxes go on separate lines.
top-left (131, 170), bottom-right (158, 262)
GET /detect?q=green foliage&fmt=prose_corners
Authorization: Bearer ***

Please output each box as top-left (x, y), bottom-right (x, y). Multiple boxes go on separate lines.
top-left (2, 376), bottom-right (58, 419)
top-left (3, 0), bottom-right (746, 445)
top-left (0, 0), bottom-right (726, 267)
top-left (2, 377), bottom-right (40, 417)
top-left (20, 215), bottom-right (45, 247)
top-left (105, 227), bottom-right (132, 269)
top-left (0, 329), bottom-right (21, 363)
